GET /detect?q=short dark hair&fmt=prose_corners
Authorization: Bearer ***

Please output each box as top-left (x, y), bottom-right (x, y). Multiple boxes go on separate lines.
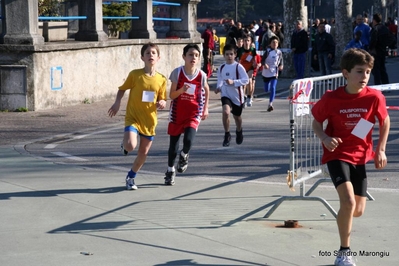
top-left (340, 48), bottom-right (374, 72)
top-left (183, 44), bottom-right (201, 56)
top-left (269, 35), bottom-right (280, 44)
top-left (223, 44), bottom-right (236, 54)
top-left (141, 42), bottom-right (160, 57)
top-left (373, 13), bottom-right (382, 23)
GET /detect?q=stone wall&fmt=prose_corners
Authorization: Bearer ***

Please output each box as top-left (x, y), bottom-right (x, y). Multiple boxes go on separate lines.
top-left (0, 39), bottom-right (201, 111)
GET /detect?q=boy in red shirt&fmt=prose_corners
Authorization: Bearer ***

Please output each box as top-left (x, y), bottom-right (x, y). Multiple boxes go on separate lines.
top-left (312, 48), bottom-right (390, 266)
top-left (164, 44), bottom-right (210, 185)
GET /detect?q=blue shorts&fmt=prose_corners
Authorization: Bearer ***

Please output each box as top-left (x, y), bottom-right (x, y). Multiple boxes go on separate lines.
top-left (124, 126), bottom-right (154, 141)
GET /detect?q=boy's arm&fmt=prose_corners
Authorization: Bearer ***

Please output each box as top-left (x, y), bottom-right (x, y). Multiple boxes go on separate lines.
top-left (312, 119), bottom-right (342, 152)
top-left (202, 81), bottom-right (210, 120)
top-left (374, 115), bottom-right (390, 169)
top-left (235, 65), bottom-right (250, 86)
top-left (169, 81), bottom-right (190, 100)
top-left (108, 89), bottom-right (125, 117)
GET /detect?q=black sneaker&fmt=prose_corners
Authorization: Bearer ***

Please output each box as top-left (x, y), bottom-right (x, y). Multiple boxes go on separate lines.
top-left (120, 141), bottom-right (128, 156)
top-left (164, 171), bottom-right (176, 185)
top-left (267, 105), bottom-right (274, 112)
top-left (177, 152), bottom-right (189, 173)
top-left (223, 133), bottom-right (231, 147)
top-left (236, 129), bottom-right (243, 145)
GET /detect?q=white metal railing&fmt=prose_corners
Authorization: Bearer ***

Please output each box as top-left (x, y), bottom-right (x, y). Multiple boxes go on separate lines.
top-left (264, 74), bottom-right (399, 218)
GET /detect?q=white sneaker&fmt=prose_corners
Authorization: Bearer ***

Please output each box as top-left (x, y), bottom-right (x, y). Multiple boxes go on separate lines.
top-left (126, 177), bottom-right (138, 190)
top-left (334, 250), bottom-right (356, 266)
top-left (247, 98), bottom-right (253, 107)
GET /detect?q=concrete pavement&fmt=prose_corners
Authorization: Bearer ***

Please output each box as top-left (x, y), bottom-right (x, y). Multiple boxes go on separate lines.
top-left (1, 55), bottom-right (399, 266)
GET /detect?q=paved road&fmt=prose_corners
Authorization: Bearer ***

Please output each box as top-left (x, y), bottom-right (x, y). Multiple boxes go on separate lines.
top-left (1, 55), bottom-right (399, 266)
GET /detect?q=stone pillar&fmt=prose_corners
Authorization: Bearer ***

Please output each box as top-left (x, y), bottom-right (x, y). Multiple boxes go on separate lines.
top-left (75, 0), bottom-right (108, 41)
top-left (65, 0), bottom-right (79, 38)
top-left (166, 0), bottom-right (201, 39)
top-left (129, 0), bottom-right (157, 39)
top-left (1, 0), bottom-right (44, 45)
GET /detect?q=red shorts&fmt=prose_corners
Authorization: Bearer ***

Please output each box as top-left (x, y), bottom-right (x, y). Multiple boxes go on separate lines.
top-left (168, 120), bottom-right (200, 136)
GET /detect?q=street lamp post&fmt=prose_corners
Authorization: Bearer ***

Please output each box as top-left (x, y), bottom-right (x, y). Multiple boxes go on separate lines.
top-left (235, 0), bottom-right (238, 22)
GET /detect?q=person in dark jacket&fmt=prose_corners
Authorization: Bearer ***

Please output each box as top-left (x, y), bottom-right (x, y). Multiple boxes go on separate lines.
top-left (314, 23), bottom-right (335, 76)
top-left (290, 20), bottom-right (308, 79)
top-left (369, 13), bottom-right (390, 85)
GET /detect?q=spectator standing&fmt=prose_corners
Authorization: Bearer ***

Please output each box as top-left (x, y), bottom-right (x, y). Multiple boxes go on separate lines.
top-left (261, 22), bottom-right (276, 51)
top-left (345, 31), bottom-right (364, 51)
top-left (275, 22), bottom-right (284, 48)
top-left (226, 20), bottom-right (238, 46)
top-left (369, 13), bottom-right (390, 85)
top-left (314, 23), bottom-right (335, 77)
top-left (291, 20), bottom-right (308, 79)
top-left (354, 15), bottom-right (371, 51)
top-left (201, 25), bottom-right (215, 78)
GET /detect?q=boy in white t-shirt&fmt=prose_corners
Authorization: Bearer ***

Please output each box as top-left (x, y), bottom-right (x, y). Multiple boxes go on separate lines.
top-left (215, 44), bottom-right (249, 146)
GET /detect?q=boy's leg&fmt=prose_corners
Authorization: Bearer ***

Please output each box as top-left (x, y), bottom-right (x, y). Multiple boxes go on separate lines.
top-left (267, 78), bottom-right (278, 112)
top-left (123, 128), bottom-right (138, 152)
top-left (168, 135), bottom-right (181, 168)
top-left (131, 135), bottom-right (153, 173)
top-left (247, 70), bottom-right (254, 106)
top-left (126, 135), bottom-right (153, 190)
top-left (165, 134), bottom-right (180, 185)
top-left (177, 127), bottom-right (196, 173)
top-left (182, 127), bottom-right (197, 154)
top-left (221, 97), bottom-right (232, 146)
top-left (231, 102), bottom-right (243, 144)
top-left (336, 182), bottom-right (356, 248)
top-left (222, 104), bottom-right (231, 132)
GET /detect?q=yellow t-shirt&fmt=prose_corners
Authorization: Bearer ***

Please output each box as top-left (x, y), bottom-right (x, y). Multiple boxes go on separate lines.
top-left (119, 68), bottom-right (167, 136)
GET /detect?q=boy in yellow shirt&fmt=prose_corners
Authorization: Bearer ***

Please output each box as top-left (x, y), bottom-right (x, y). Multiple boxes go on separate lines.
top-left (108, 43), bottom-right (167, 190)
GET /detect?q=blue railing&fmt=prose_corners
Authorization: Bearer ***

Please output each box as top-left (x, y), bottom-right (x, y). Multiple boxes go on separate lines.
top-left (39, 16), bottom-right (87, 21)
top-left (103, 16), bottom-right (139, 20)
top-left (153, 1), bottom-right (180, 6)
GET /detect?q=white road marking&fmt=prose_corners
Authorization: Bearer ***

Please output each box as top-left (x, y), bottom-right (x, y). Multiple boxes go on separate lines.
top-left (51, 152), bottom-right (88, 161)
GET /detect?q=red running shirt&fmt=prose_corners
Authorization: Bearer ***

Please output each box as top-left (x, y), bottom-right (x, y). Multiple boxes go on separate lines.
top-left (312, 86), bottom-right (388, 165)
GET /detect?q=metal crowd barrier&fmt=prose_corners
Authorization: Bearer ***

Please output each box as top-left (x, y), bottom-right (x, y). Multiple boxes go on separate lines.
top-left (264, 74), bottom-right (399, 218)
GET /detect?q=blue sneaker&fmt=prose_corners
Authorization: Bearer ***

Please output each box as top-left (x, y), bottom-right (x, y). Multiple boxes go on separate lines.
top-left (126, 177), bottom-right (138, 190)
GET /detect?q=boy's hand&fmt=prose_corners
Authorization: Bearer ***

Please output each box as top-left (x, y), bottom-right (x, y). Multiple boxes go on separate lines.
top-left (201, 107), bottom-right (209, 120)
top-left (181, 84), bottom-right (190, 92)
top-left (157, 100), bottom-right (166, 110)
top-left (321, 136), bottom-right (343, 152)
top-left (225, 79), bottom-right (234, 85)
top-left (374, 150), bottom-right (387, 169)
top-left (108, 102), bottom-right (120, 117)
top-left (214, 88), bottom-right (221, 94)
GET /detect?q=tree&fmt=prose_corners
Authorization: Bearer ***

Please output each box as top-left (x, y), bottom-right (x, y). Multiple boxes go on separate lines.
top-left (102, 3), bottom-right (132, 37)
top-left (282, 0), bottom-right (308, 78)
top-left (334, 0), bottom-right (353, 68)
top-left (38, 0), bottom-right (63, 17)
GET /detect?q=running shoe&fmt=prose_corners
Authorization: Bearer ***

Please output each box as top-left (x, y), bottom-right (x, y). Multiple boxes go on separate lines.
top-left (126, 177), bottom-right (138, 190)
top-left (164, 171), bottom-right (176, 185)
top-left (177, 152), bottom-right (189, 173)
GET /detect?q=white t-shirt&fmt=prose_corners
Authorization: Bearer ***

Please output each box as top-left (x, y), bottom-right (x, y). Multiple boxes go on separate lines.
top-left (216, 62), bottom-right (249, 106)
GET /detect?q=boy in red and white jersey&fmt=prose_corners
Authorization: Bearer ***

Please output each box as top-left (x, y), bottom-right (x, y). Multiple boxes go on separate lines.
top-left (312, 48), bottom-right (390, 266)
